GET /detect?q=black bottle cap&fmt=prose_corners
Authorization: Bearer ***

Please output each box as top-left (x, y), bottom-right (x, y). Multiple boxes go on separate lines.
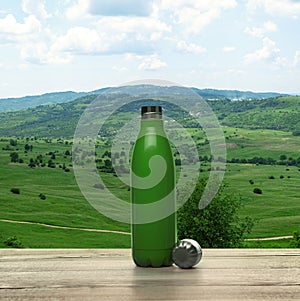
top-left (141, 106), bottom-right (162, 119)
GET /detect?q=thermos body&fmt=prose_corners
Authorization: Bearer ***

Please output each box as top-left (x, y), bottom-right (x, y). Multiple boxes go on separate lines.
top-left (131, 106), bottom-right (177, 267)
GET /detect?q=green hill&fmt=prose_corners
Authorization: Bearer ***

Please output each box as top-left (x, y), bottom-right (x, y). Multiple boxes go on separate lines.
top-left (192, 88), bottom-right (287, 100)
top-left (0, 87), bottom-right (299, 248)
top-left (209, 96), bottom-right (300, 133)
top-left (0, 86), bottom-right (287, 113)
top-left (0, 90), bottom-right (299, 138)
top-left (0, 91), bottom-right (86, 113)
top-left (0, 95), bottom-right (97, 138)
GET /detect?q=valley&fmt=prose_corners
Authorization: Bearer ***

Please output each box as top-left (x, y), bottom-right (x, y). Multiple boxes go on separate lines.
top-left (0, 87), bottom-right (299, 248)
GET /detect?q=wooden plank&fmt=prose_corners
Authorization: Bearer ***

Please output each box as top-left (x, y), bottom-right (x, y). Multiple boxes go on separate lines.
top-left (0, 249), bottom-right (299, 300)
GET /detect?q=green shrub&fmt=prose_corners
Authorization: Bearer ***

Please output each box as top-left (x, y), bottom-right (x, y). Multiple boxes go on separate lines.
top-left (10, 188), bottom-right (20, 194)
top-left (177, 179), bottom-right (254, 248)
top-left (39, 193), bottom-right (46, 200)
top-left (290, 231), bottom-right (300, 248)
top-left (4, 236), bottom-right (24, 248)
top-left (253, 188), bottom-right (262, 194)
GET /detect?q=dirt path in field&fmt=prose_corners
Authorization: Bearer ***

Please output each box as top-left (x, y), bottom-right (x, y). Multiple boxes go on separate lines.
top-left (0, 219), bottom-right (131, 235)
top-left (245, 236), bottom-right (293, 241)
top-left (1, 219), bottom-right (294, 240)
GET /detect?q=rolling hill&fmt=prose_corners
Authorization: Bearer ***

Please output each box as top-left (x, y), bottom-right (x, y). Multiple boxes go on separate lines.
top-left (0, 86), bottom-right (288, 113)
top-left (0, 86), bottom-right (298, 138)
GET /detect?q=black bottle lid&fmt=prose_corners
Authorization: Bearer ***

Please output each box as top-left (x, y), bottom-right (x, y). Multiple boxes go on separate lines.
top-left (141, 106), bottom-right (162, 119)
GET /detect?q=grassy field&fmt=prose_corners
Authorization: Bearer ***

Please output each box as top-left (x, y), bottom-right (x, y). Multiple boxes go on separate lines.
top-left (223, 164), bottom-right (300, 238)
top-left (0, 221), bottom-right (130, 248)
top-left (223, 126), bottom-right (300, 160)
top-left (0, 126), bottom-right (299, 248)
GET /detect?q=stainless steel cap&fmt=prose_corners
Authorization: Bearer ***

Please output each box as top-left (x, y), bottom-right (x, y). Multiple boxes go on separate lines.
top-left (141, 106), bottom-right (162, 119)
top-left (172, 239), bottom-right (202, 269)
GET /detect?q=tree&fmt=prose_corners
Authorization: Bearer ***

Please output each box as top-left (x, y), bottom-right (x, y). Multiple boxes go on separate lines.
top-left (24, 144), bottom-right (33, 151)
top-left (48, 160), bottom-right (56, 168)
top-left (280, 154), bottom-right (287, 161)
top-left (177, 179), bottom-right (254, 248)
top-left (10, 152), bottom-right (19, 163)
top-left (10, 139), bottom-right (17, 147)
top-left (28, 158), bottom-right (36, 168)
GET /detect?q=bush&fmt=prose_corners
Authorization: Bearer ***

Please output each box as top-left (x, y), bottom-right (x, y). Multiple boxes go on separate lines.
top-left (48, 160), bottom-right (56, 168)
top-left (177, 179), bottom-right (254, 248)
top-left (39, 193), bottom-right (46, 200)
top-left (292, 130), bottom-right (300, 136)
top-left (4, 236), bottom-right (24, 248)
top-left (10, 188), bottom-right (20, 194)
top-left (280, 175), bottom-right (284, 179)
top-left (249, 179), bottom-right (254, 185)
top-left (290, 231), bottom-right (300, 248)
top-left (10, 152), bottom-right (19, 163)
top-left (268, 175), bottom-right (275, 179)
top-left (253, 188), bottom-right (262, 194)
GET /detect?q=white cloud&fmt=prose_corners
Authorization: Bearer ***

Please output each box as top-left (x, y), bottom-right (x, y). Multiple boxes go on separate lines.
top-left (21, 41), bottom-right (72, 64)
top-left (52, 27), bottom-right (110, 54)
top-left (65, 3), bottom-right (169, 54)
top-left (66, 0), bottom-right (90, 20)
top-left (227, 69), bottom-right (246, 75)
top-left (137, 54), bottom-right (167, 70)
top-left (158, 0), bottom-right (237, 34)
top-left (244, 21), bottom-right (277, 37)
top-left (96, 16), bottom-right (170, 39)
top-left (22, 0), bottom-right (50, 20)
top-left (244, 37), bottom-right (280, 63)
top-left (293, 50), bottom-right (300, 66)
top-left (112, 66), bottom-right (128, 72)
top-left (52, 24), bottom-right (158, 56)
top-left (223, 46), bottom-right (236, 52)
top-left (247, 0), bottom-right (300, 17)
top-left (177, 40), bottom-right (206, 54)
top-left (0, 14), bottom-right (41, 36)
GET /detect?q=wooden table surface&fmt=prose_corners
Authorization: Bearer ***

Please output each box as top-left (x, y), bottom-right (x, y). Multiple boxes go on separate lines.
top-left (0, 249), bottom-right (299, 301)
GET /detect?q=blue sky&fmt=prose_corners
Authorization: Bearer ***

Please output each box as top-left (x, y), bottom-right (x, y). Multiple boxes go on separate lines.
top-left (0, 0), bottom-right (300, 98)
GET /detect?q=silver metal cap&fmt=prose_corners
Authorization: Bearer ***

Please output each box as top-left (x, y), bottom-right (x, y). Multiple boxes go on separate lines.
top-left (172, 239), bottom-right (202, 269)
top-left (141, 106), bottom-right (162, 119)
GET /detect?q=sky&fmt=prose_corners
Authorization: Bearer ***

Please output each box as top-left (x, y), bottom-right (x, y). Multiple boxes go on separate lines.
top-left (0, 0), bottom-right (300, 98)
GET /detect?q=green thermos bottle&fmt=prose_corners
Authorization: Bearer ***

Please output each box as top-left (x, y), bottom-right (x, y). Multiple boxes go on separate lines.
top-left (131, 105), bottom-right (177, 267)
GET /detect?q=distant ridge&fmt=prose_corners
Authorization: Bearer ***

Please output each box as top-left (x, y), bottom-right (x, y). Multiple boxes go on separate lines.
top-left (0, 88), bottom-right (109, 113)
top-left (0, 87), bottom-right (289, 112)
top-left (191, 88), bottom-right (288, 100)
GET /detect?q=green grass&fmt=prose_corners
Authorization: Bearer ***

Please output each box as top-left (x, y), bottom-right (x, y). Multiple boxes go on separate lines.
top-left (0, 221), bottom-right (130, 248)
top-left (223, 127), bottom-right (300, 160)
top-left (243, 239), bottom-right (295, 248)
top-left (0, 155), bottom-right (131, 248)
top-left (0, 127), bottom-right (299, 248)
top-left (223, 164), bottom-right (300, 238)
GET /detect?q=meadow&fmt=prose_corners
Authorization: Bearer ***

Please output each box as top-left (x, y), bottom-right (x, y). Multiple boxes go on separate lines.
top-left (0, 125), bottom-right (299, 248)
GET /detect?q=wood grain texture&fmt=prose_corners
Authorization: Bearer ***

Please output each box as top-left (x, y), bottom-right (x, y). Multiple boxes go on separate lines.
top-left (0, 249), bottom-right (299, 300)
